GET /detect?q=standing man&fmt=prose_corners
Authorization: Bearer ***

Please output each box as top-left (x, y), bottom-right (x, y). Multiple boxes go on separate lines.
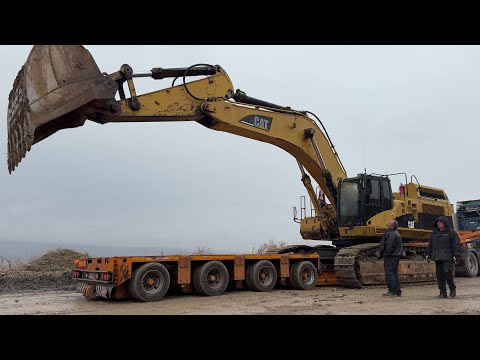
top-left (426, 216), bottom-right (462, 299)
top-left (378, 220), bottom-right (403, 297)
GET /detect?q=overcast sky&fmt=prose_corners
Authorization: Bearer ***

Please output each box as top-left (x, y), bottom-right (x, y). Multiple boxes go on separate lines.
top-left (0, 45), bottom-right (479, 253)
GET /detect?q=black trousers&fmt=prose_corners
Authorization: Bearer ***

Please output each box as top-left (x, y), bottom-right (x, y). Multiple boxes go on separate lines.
top-left (384, 256), bottom-right (401, 294)
top-left (435, 260), bottom-right (456, 294)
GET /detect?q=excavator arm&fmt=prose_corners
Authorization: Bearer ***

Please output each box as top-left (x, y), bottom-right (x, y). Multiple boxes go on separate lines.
top-left (7, 45), bottom-right (347, 237)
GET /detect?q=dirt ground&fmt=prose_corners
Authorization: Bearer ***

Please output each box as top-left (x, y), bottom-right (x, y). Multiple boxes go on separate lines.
top-left (1, 277), bottom-right (480, 315)
top-left (2, 249), bottom-right (479, 315)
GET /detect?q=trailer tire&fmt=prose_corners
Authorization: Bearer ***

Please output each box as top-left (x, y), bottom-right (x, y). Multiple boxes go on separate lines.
top-left (461, 251), bottom-right (479, 277)
top-left (246, 260), bottom-right (277, 292)
top-left (290, 261), bottom-right (317, 290)
top-left (193, 261), bottom-right (229, 296)
top-left (128, 263), bottom-right (170, 302)
top-left (244, 266), bottom-right (253, 290)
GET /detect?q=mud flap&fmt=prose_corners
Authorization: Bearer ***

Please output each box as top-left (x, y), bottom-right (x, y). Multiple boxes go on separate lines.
top-left (77, 283), bottom-right (112, 299)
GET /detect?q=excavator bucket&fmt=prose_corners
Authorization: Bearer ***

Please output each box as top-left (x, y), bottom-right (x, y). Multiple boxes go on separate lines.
top-left (7, 45), bottom-right (116, 173)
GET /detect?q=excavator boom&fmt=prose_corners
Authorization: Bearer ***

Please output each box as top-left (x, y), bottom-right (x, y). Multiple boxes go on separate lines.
top-left (7, 45), bottom-right (346, 222)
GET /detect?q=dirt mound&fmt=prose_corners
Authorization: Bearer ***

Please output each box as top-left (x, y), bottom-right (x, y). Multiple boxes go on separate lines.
top-left (0, 270), bottom-right (76, 293)
top-left (23, 249), bottom-right (87, 272)
top-left (0, 249), bottom-right (88, 293)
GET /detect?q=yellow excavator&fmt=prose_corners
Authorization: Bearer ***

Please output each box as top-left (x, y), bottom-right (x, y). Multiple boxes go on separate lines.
top-left (8, 45), bottom-right (453, 288)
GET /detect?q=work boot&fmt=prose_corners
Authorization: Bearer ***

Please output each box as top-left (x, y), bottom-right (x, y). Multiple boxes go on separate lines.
top-left (437, 292), bottom-right (447, 299)
top-left (449, 289), bottom-right (456, 298)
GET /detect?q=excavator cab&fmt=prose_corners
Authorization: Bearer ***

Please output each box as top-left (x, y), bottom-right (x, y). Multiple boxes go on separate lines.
top-left (337, 174), bottom-right (394, 227)
top-left (7, 45), bottom-right (117, 173)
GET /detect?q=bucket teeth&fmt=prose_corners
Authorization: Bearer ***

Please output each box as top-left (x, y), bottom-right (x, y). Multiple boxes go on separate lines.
top-left (7, 66), bottom-right (33, 173)
top-left (6, 45), bottom-right (115, 173)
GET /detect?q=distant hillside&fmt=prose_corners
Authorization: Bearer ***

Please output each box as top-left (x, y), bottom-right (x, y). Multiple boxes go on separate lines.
top-left (0, 240), bottom-right (194, 262)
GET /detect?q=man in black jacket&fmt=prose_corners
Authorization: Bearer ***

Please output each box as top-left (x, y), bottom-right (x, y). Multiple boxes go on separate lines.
top-left (379, 220), bottom-right (403, 297)
top-left (426, 216), bottom-right (462, 299)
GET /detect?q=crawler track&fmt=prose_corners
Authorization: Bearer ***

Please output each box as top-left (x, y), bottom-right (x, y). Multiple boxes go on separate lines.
top-left (334, 243), bottom-right (436, 288)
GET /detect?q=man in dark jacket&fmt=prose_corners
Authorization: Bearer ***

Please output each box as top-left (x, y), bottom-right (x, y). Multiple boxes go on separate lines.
top-left (426, 216), bottom-right (462, 299)
top-left (378, 220), bottom-right (403, 297)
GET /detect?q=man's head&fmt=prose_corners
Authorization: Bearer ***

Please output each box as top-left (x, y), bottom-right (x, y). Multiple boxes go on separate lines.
top-left (434, 216), bottom-right (450, 231)
top-left (387, 220), bottom-right (398, 231)
top-left (437, 219), bottom-right (446, 230)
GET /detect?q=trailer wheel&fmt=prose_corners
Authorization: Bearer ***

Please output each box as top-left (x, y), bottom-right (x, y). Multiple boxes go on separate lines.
top-left (246, 260), bottom-right (277, 292)
top-left (244, 268), bottom-right (253, 290)
top-left (128, 263), bottom-right (170, 302)
top-left (290, 261), bottom-right (317, 290)
top-left (193, 261), bottom-right (229, 296)
top-left (289, 262), bottom-right (301, 289)
top-left (462, 251), bottom-right (479, 277)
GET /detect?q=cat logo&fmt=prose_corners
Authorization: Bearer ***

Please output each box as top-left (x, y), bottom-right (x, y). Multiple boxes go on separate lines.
top-left (239, 115), bottom-right (273, 132)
